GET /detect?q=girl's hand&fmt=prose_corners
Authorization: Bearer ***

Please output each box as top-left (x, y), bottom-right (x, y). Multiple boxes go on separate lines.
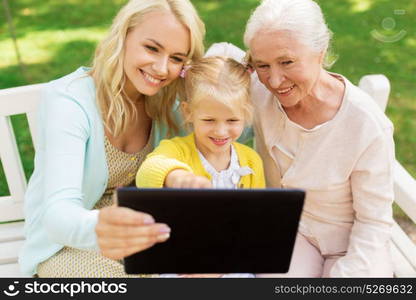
top-left (165, 169), bottom-right (212, 188)
top-left (96, 205), bottom-right (171, 260)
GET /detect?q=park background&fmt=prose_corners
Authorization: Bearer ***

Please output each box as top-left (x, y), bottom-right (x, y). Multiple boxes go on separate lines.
top-left (0, 0), bottom-right (415, 237)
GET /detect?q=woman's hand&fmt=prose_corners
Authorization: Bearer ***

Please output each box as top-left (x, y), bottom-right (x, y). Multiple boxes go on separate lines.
top-left (165, 169), bottom-right (212, 188)
top-left (96, 205), bottom-right (171, 260)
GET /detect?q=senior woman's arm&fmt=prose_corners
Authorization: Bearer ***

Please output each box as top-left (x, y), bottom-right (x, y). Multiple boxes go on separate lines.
top-left (329, 127), bottom-right (395, 277)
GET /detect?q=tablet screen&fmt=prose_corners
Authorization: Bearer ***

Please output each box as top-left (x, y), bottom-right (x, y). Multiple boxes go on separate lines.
top-left (117, 188), bottom-right (304, 274)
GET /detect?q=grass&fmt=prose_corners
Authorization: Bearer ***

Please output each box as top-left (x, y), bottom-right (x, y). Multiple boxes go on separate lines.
top-left (0, 0), bottom-right (415, 222)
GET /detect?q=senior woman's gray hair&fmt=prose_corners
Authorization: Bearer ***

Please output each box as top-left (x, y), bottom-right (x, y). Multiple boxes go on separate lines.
top-left (243, 0), bottom-right (336, 68)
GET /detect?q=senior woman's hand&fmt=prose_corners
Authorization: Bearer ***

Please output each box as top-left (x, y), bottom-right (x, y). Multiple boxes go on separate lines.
top-left (96, 205), bottom-right (171, 260)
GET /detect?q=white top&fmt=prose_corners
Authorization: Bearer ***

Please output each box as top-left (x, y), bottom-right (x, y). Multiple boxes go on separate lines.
top-left (198, 145), bottom-right (253, 188)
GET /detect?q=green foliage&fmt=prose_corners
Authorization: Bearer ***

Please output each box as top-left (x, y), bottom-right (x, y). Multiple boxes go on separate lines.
top-left (0, 0), bottom-right (415, 203)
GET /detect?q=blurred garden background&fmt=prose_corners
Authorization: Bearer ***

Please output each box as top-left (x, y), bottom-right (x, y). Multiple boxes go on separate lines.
top-left (0, 0), bottom-right (415, 233)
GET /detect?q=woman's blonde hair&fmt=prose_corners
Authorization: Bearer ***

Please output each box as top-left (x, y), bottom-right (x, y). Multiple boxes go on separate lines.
top-left (181, 56), bottom-right (253, 125)
top-left (89, 0), bottom-right (205, 137)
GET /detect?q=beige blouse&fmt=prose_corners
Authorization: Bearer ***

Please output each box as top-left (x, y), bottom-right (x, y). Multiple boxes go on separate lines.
top-left (251, 72), bottom-right (394, 277)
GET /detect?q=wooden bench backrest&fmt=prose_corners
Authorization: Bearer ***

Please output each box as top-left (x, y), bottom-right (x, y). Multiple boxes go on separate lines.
top-left (0, 84), bottom-right (44, 223)
top-left (359, 75), bottom-right (416, 277)
top-left (359, 76), bottom-right (416, 225)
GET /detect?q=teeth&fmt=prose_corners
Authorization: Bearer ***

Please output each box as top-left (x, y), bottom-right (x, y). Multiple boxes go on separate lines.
top-left (212, 138), bottom-right (227, 142)
top-left (277, 85), bottom-right (294, 94)
top-left (143, 71), bottom-right (161, 84)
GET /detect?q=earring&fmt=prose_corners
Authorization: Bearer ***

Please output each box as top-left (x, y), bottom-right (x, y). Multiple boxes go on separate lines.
top-left (180, 65), bottom-right (191, 78)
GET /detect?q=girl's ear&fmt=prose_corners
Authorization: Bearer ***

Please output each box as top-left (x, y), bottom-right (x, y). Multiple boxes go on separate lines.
top-left (180, 101), bottom-right (192, 123)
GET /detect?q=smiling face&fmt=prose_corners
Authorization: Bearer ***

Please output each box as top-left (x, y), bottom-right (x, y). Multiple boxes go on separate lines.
top-left (182, 98), bottom-right (245, 157)
top-left (250, 30), bottom-right (324, 108)
top-left (123, 10), bottom-right (190, 99)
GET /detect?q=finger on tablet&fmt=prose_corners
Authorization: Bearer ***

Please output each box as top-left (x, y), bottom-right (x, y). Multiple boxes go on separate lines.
top-left (102, 223), bottom-right (171, 239)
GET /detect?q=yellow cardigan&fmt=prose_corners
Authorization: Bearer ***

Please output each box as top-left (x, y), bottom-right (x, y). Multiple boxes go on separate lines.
top-left (136, 133), bottom-right (265, 188)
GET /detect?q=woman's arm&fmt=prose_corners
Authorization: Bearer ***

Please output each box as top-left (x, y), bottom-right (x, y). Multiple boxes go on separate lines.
top-left (329, 128), bottom-right (395, 277)
top-left (35, 86), bottom-right (170, 254)
top-left (38, 86), bottom-right (98, 249)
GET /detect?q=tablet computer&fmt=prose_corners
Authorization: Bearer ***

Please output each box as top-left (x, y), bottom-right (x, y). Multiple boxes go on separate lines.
top-left (117, 187), bottom-right (305, 274)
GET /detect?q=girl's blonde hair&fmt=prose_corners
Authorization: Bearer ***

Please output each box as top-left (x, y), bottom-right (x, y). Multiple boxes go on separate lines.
top-left (181, 56), bottom-right (253, 125)
top-left (89, 0), bottom-right (205, 137)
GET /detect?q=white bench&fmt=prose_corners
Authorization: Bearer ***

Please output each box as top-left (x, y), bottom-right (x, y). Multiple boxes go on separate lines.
top-left (359, 76), bottom-right (416, 277)
top-left (0, 76), bottom-right (415, 277)
top-left (0, 84), bottom-right (43, 277)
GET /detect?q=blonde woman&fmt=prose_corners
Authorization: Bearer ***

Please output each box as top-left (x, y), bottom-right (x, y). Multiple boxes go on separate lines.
top-left (19, 0), bottom-right (205, 277)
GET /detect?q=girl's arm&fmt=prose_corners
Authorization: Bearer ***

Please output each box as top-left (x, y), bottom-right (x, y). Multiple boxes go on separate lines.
top-left (136, 139), bottom-right (211, 188)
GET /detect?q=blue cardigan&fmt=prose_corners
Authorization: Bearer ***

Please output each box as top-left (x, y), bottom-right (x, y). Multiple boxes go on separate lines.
top-left (19, 67), bottom-right (176, 276)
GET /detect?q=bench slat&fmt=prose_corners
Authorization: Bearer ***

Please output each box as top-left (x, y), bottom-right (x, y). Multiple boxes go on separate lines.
top-left (0, 116), bottom-right (27, 222)
top-left (391, 243), bottom-right (416, 277)
top-left (0, 222), bottom-right (24, 243)
top-left (0, 263), bottom-right (27, 277)
top-left (358, 74), bottom-right (390, 112)
top-left (391, 222), bottom-right (416, 270)
top-left (0, 240), bottom-right (24, 265)
top-left (0, 197), bottom-right (25, 223)
top-left (394, 161), bottom-right (416, 224)
top-left (0, 84), bottom-right (43, 117)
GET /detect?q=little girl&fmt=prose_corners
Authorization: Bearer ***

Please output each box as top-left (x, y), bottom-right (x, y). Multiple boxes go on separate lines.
top-left (136, 55), bottom-right (264, 190)
top-left (135, 56), bottom-right (265, 278)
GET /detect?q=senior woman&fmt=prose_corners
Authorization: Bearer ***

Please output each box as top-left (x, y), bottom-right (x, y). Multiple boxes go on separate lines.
top-left (19, 0), bottom-right (205, 277)
top-left (207, 0), bottom-right (394, 277)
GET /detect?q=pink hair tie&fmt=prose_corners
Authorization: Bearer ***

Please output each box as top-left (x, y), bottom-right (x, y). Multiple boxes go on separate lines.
top-left (180, 65), bottom-right (191, 78)
top-left (243, 50), bottom-right (254, 74)
top-left (245, 64), bottom-right (254, 74)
